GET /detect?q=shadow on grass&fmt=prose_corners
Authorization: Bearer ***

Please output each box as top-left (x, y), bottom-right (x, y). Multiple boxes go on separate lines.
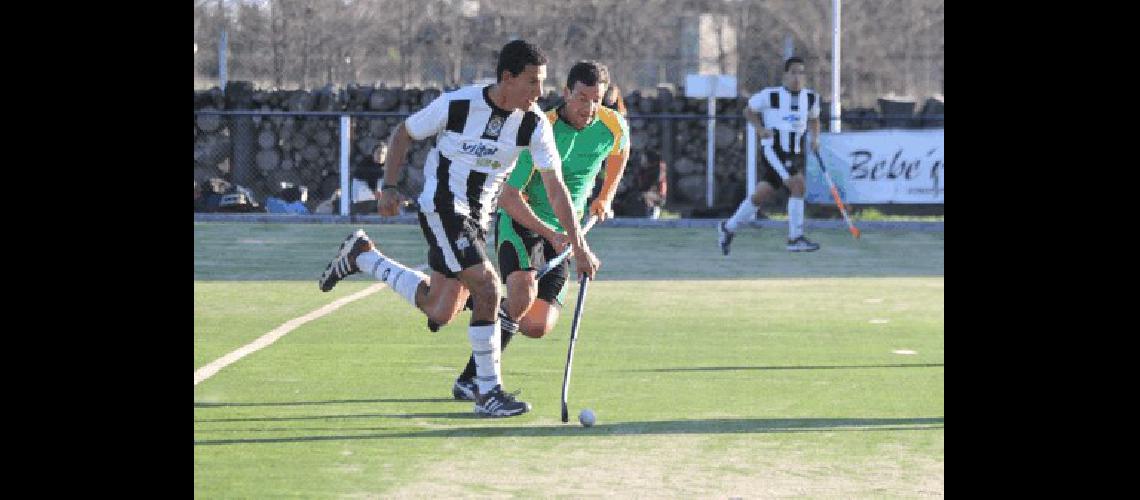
top-left (196, 411), bottom-right (479, 423)
top-left (194, 416), bottom-right (943, 446)
top-left (628, 363), bottom-right (944, 373)
top-left (194, 397), bottom-right (454, 408)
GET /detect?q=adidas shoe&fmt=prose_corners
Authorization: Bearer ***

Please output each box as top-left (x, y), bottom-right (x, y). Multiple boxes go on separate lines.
top-left (786, 236), bottom-right (821, 252)
top-left (473, 385), bottom-right (531, 417)
top-left (717, 220), bottom-right (735, 256)
top-left (452, 378), bottom-right (477, 401)
top-left (318, 229), bottom-right (374, 292)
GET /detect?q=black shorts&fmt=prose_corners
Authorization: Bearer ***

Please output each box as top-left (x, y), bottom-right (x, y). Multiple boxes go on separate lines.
top-left (417, 211), bottom-right (490, 278)
top-left (760, 148), bottom-right (806, 190)
top-left (496, 214), bottom-right (569, 307)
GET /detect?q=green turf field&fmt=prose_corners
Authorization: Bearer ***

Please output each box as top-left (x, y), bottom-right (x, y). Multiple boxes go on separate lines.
top-left (194, 222), bottom-right (944, 498)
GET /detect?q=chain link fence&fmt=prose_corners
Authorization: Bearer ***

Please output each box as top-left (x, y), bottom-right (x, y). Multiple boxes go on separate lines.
top-left (194, 81), bottom-right (942, 216)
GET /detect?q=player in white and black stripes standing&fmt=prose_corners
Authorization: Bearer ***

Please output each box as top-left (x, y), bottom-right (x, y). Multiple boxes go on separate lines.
top-left (718, 56), bottom-right (822, 253)
top-left (318, 40), bottom-right (600, 418)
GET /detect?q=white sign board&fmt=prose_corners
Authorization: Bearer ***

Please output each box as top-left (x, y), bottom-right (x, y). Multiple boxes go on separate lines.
top-left (807, 130), bottom-right (944, 204)
top-left (685, 74), bottom-right (737, 98)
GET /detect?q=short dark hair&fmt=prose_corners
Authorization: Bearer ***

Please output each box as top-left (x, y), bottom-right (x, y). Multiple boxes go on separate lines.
top-left (566, 60), bottom-right (609, 90)
top-left (784, 56), bottom-right (805, 72)
top-left (496, 40), bottom-right (547, 82)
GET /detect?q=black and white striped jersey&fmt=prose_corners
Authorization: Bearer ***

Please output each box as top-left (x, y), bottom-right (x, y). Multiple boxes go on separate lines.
top-left (747, 86), bottom-right (821, 155)
top-left (406, 84), bottom-right (560, 228)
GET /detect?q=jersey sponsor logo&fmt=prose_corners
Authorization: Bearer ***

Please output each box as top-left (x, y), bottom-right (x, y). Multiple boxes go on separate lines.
top-left (460, 140), bottom-right (499, 158)
top-left (483, 115), bottom-right (505, 138)
top-left (782, 114), bottom-right (802, 124)
top-left (456, 236), bottom-right (471, 251)
top-left (476, 158), bottom-right (504, 169)
top-left (574, 140), bottom-right (612, 158)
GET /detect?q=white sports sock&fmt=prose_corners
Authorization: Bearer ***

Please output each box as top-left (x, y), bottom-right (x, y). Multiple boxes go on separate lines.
top-left (356, 251), bottom-right (426, 307)
top-left (468, 322), bottom-right (502, 395)
top-left (788, 197), bottom-right (805, 240)
top-left (725, 198), bottom-right (757, 232)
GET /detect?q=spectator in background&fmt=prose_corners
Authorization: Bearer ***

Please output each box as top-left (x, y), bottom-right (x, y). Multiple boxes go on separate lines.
top-left (265, 182), bottom-right (311, 214)
top-left (638, 149), bottom-right (668, 219)
top-left (312, 143), bottom-right (411, 215)
top-left (587, 80), bottom-right (628, 203)
top-left (194, 181), bottom-right (204, 212)
top-left (350, 143), bottom-right (387, 214)
top-left (601, 84), bottom-right (627, 116)
top-left (196, 177), bottom-right (261, 213)
top-left (314, 189), bottom-right (339, 214)
top-left (195, 178), bottom-right (234, 212)
top-left (616, 149), bottom-right (667, 219)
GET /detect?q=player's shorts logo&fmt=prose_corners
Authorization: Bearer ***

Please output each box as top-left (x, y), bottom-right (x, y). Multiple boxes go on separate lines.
top-left (456, 236), bottom-right (471, 251)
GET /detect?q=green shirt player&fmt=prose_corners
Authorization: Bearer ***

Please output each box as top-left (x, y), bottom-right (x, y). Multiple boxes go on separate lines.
top-left (451, 60), bottom-right (631, 400)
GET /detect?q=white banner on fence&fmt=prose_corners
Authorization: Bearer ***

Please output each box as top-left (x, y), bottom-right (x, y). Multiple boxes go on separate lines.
top-left (806, 129), bottom-right (944, 204)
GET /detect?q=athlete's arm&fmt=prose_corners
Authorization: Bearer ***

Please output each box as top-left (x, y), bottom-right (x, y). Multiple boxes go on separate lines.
top-left (743, 106), bottom-right (773, 140)
top-left (541, 169), bottom-right (598, 278)
top-left (589, 149), bottom-right (629, 222)
top-left (378, 123), bottom-right (413, 216)
top-left (498, 185), bottom-right (569, 252)
top-left (808, 116), bottom-right (821, 153)
top-left (379, 93), bottom-right (448, 216)
top-left (808, 92), bottom-right (822, 153)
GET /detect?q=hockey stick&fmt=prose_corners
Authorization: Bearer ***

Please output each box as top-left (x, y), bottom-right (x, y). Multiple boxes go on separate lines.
top-left (812, 149), bottom-right (861, 239)
top-left (560, 273), bottom-right (590, 423)
top-left (427, 215), bottom-right (599, 333)
top-left (536, 214), bottom-right (600, 279)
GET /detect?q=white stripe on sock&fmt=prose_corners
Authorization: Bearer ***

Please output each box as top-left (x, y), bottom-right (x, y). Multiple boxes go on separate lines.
top-left (726, 198), bottom-right (757, 232)
top-left (789, 197), bottom-right (804, 239)
top-left (357, 251), bottom-right (427, 307)
top-left (468, 323), bottom-right (501, 394)
top-left (392, 267), bottom-right (427, 306)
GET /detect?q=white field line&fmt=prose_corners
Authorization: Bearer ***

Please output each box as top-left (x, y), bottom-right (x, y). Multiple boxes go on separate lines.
top-left (194, 265), bottom-right (426, 386)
